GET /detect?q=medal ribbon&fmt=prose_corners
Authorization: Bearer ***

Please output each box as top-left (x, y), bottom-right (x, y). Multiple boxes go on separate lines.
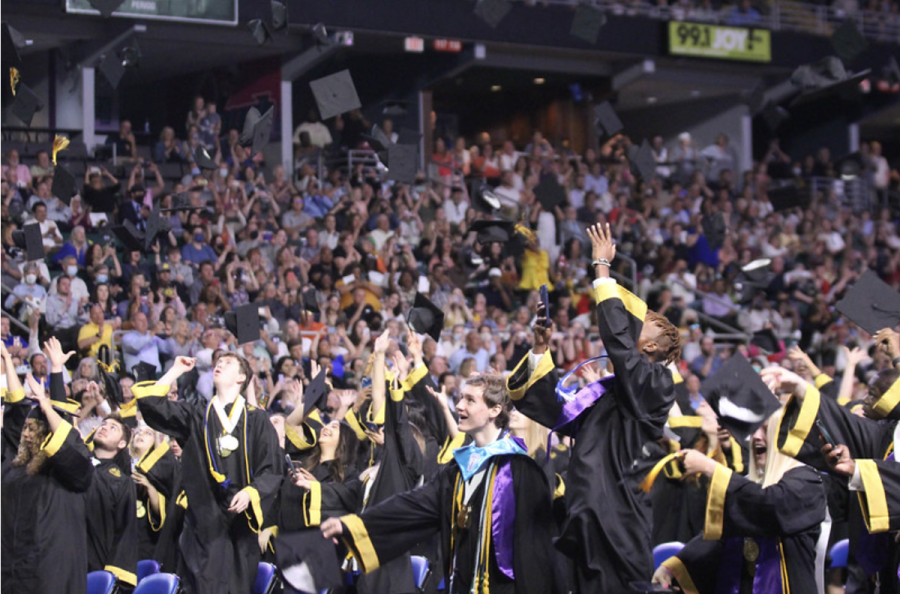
top-left (211, 395), bottom-right (245, 436)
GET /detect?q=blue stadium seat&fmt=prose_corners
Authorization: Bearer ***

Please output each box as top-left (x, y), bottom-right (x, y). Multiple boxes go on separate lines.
top-left (254, 561), bottom-right (279, 594)
top-left (132, 573), bottom-right (180, 594)
top-left (653, 541), bottom-right (685, 570)
top-left (86, 570), bottom-right (118, 594)
top-left (137, 559), bottom-right (161, 583)
top-left (410, 555), bottom-right (431, 591)
top-left (829, 539), bottom-right (849, 568)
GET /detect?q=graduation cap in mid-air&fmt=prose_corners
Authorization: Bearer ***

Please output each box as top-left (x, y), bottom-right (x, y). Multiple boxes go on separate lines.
top-left (570, 3), bottom-right (607, 45)
top-left (248, 19), bottom-right (273, 45)
top-left (836, 152), bottom-right (864, 180)
top-left (301, 288), bottom-right (320, 314)
top-left (310, 70), bottom-right (361, 120)
top-left (700, 211), bottom-right (726, 250)
top-left (144, 203), bottom-right (172, 252)
top-left (469, 182), bottom-right (502, 213)
top-left (628, 139), bottom-right (656, 182)
top-left (225, 303), bottom-right (261, 345)
top-left (750, 328), bottom-right (782, 356)
top-left (12, 223), bottom-right (44, 262)
top-left (194, 146), bottom-right (217, 171)
top-left (734, 258), bottom-right (772, 304)
top-left (50, 166), bottom-right (77, 206)
top-left (593, 101), bottom-right (624, 138)
top-left (275, 530), bottom-right (343, 594)
top-left (789, 56), bottom-right (869, 107)
top-left (27, 396), bottom-right (81, 423)
top-left (470, 219), bottom-right (513, 245)
top-left (382, 100), bottom-right (410, 116)
top-left (533, 176), bottom-right (567, 211)
top-left (99, 50), bottom-right (126, 89)
top-left (407, 293), bottom-right (444, 342)
top-left (240, 105), bottom-right (275, 157)
top-left (112, 219), bottom-right (146, 253)
top-left (87, 0), bottom-right (127, 18)
top-left (767, 182), bottom-right (805, 212)
top-left (700, 353), bottom-right (781, 443)
top-left (835, 269), bottom-right (900, 335)
top-left (830, 20), bottom-right (868, 65)
top-left (271, 0), bottom-right (288, 32)
top-left (131, 361), bottom-right (158, 383)
top-left (385, 144), bottom-right (418, 184)
top-left (11, 82), bottom-right (41, 126)
top-left (474, 0), bottom-right (513, 28)
top-left (98, 362), bottom-right (125, 406)
top-left (759, 101), bottom-right (790, 132)
top-left (2, 22), bottom-right (27, 68)
top-left (302, 369), bottom-right (331, 418)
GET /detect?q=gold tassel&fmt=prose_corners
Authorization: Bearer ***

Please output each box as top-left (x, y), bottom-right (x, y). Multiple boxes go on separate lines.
top-left (52, 135), bottom-right (70, 165)
top-left (513, 223), bottom-right (535, 243)
top-left (9, 67), bottom-right (20, 96)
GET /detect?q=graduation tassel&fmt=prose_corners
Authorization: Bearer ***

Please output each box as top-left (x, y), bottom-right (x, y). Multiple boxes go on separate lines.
top-left (9, 67), bottom-right (20, 96)
top-left (639, 451), bottom-right (685, 493)
top-left (52, 135), bottom-right (70, 165)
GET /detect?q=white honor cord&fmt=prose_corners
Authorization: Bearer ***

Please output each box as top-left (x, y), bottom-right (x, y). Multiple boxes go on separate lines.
top-left (211, 395), bottom-right (245, 435)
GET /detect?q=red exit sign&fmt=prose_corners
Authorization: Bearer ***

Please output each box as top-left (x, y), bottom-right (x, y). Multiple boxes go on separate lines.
top-left (433, 39), bottom-right (463, 52)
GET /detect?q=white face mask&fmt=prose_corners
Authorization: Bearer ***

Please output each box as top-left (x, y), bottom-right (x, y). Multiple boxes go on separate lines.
top-left (67, 265), bottom-right (78, 277)
top-left (25, 274), bottom-right (37, 285)
top-left (219, 168), bottom-right (229, 178)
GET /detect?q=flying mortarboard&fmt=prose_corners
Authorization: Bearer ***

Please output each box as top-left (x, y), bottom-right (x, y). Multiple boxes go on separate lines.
top-left (474, 0), bottom-right (513, 28)
top-left (112, 219), bottom-right (146, 253)
top-left (385, 144), bottom-right (418, 185)
top-left (830, 20), bottom-right (868, 64)
top-left (240, 105), bottom-right (275, 157)
top-left (734, 258), bottom-right (772, 304)
top-left (759, 101), bottom-right (789, 132)
top-left (627, 138), bottom-right (656, 182)
top-left (11, 82), bottom-right (40, 126)
top-left (593, 101), bottom-right (623, 138)
top-left (836, 152), bottom-right (864, 180)
top-left (789, 57), bottom-right (869, 107)
top-left (144, 202), bottom-right (170, 252)
top-left (570, 3), bottom-right (607, 45)
top-left (533, 176), bottom-right (567, 211)
top-left (767, 182), bottom-right (805, 212)
top-left (303, 369), bottom-right (331, 418)
top-left (2, 23), bottom-right (27, 68)
top-left (87, 0), bottom-right (127, 18)
top-left (470, 219), bottom-right (513, 244)
top-left (469, 182), bottom-right (502, 213)
top-left (225, 303), bottom-right (261, 345)
top-left (407, 293), bottom-right (445, 342)
top-left (275, 530), bottom-right (343, 593)
top-left (194, 146), bottom-right (217, 171)
top-left (98, 362), bottom-right (125, 406)
top-left (51, 166), bottom-right (77, 206)
top-left (249, 19), bottom-right (272, 45)
top-left (131, 361), bottom-right (158, 383)
top-left (700, 211), bottom-right (726, 250)
top-left (99, 51), bottom-right (126, 89)
top-left (750, 328), bottom-right (781, 356)
top-left (271, 0), bottom-right (288, 32)
top-left (27, 397), bottom-right (81, 423)
top-left (12, 223), bottom-right (44, 262)
top-left (382, 100), bottom-right (410, 116)
top-left (310, 70), bottom-right (361, 120)
top-left (699, 353), bottom-right (781, 443)
top-left (835, 270), bottom-right (900, 334)
top-left (301, 288), bottom-right (320, 314)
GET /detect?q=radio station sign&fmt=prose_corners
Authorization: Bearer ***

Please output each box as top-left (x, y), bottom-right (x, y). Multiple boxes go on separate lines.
top-left (669, 22), bottom-right (771, 63)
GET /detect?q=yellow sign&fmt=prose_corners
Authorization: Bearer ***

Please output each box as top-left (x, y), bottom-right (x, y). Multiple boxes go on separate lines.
top-left (669, 22), bottom-right (771, 63)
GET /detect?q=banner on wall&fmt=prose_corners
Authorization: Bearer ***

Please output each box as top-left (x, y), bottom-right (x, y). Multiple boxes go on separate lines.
top-left (67, 0), bottom-right (237, 26)
top-left (669, 21), bottom-right (771, 63)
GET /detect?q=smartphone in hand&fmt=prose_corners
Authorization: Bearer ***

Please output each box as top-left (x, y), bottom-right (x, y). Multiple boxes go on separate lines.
top-left (816, 420), bottom-right (836, 448)
top-left (539, 285), bottom-right (551, 328)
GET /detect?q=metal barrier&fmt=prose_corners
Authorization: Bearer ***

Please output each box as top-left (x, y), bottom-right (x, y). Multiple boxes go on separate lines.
top-left (808, 176), bottom-right (875, 213)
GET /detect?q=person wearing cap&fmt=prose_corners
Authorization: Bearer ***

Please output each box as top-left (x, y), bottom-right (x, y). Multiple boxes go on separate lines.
top-left (505, 222), bottom-right (682, 592)
top-left (1, 339), bottom-right (95, 594)
top-left (133, 353), bottom-right (282, 594)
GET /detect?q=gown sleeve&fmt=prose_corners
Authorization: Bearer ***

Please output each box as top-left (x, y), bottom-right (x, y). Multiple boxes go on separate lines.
top-left (41, 418), bottom-right (95, 492)
top-left (105, 477), bottom-right (139, 587)
top-left (854, 458), bottom-right (900, 534)
top-left (133, 381), bottom-right (193, 443)
top-left (242, 411), bottom-right (287, 532)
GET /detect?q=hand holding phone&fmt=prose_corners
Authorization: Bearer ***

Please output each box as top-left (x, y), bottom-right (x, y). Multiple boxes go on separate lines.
top-left (816, 420), bottom-right (836, 448)
top-left (539, 285), bottom-right (551, 328)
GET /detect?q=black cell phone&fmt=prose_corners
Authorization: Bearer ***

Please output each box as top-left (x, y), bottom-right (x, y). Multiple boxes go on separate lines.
top-left (285, 454), bottom-right (296, 477)
top-left (539, 284), bottom-right (551, 328)
top-left (816, 420), bottom-right (836, 448)
top-left (629, 582), bottom-right (677, 593)
top-left (365, 422), bottom-right (379, 433)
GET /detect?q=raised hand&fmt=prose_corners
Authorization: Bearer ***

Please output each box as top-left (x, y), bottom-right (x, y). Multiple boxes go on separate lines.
top-left (680, 449), bottom-right (717, 477)
top-left (760, 366), bottom-right (808, 400)
top-left (391, 351), bottom-right (410, 382)
top-left (173, 357), bottom-right (197, 375)
top-left (586, 222), bottom-right (616, 263)
top-left (406, 327), bottom-right (423, 364)
top-left (43, 337), bottom-right (76, 373)
top-left (821, 443), bottom-right (856, 478)
top-left (875, 328), bottom-right (900, 361)
top-left (842, 345), bottom-right (868, 368)
top-left (374, 329), bottom-right (391, 354)
top-left (533, 302), bottom-right (553, 354)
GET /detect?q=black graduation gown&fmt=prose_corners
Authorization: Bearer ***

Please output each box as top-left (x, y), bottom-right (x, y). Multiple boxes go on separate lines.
top-left (506, 281), bottom-right (675, 593)
top-left (339, 453), bottom-right (563, 594)
top-left (134, 382), bottom-right (283, 594)
top-left (661, 465), bottom-right (826, 594)
top-left (1, 409), bottom-right (95, 594)
top-left (86, 457), bottom-right (139, 588)
top-left (134, 442), bottom-right (182, 566)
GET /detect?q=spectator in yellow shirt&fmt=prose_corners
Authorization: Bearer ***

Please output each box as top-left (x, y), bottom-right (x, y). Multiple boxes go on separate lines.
top-left (78, 303), bottom-right (114, 358)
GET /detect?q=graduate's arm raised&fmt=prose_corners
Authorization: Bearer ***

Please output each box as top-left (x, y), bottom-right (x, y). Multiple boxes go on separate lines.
top-left (134, 356), bottom-right (195, 443)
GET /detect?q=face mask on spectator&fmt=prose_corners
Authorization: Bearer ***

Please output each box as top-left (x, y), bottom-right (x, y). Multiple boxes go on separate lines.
top-left (194, 233), bottom-right (205, 243)
top-left (96, 274), bottom-right (108, 284)
top-left (67, 265), bottom-right (78, 277)
top-left (219, 168), bottom-right (229, 178)
top-left (25, 274), bottom-right (37, 285)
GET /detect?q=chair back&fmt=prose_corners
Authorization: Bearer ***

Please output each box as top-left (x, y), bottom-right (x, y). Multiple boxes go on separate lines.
top-left (87, 570), bottom-right (118, 594)
top-left (410, 555), bottom-right (431, 592)
top-left (254, 561), bottom-right (279, 594)
top-left (132, 573), bottom-right (180, 594)
top-left (653, 541), bottom-right (685, 570)
top-left (137, 559), bottom-right (161, 583)
top-left (829, 539), bottom-right (849, 568)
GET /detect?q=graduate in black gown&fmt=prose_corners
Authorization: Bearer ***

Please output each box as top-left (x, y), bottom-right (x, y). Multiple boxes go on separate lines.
top-left (131, 427), bottom-right (182, 568)
top-left (505, 222), bottom-right (681, 593)
top-left (652, 413), bottom-right (827, 593)
top-left (320, 373), bottom-right (564, 594)
top-left (1, 340), bottom-right (95, 594)
top-left (134, 353), bottom-right (283, 594)
top-left (85, 414), bottom-right (139, 589)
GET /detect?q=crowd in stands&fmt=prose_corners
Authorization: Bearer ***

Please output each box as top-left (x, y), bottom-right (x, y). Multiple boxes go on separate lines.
top-left (1, 92), bottom-right (899, 593)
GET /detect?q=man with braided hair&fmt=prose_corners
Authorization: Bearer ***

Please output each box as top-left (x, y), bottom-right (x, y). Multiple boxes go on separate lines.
top-left (506, 222), bottom-right (681, 593)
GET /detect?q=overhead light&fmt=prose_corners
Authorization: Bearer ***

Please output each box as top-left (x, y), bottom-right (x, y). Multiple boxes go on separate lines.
top-left (647, 96), bottom-right (658, 104)
top-left (491, 85), bottom-right (502, 92)
top-left (533, 77), bottom-right (545, 85)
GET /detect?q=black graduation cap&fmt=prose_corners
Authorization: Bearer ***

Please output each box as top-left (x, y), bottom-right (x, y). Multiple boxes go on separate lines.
top-left (408, 293), bottom-right (444, 342)
top-left (701, 211), bottom-right (726, 250)
top-left (27, 398), bottom-right (81, 423)
top-left (240, 105), bottom-right (275, 157)
top-left (385, 144), bottom-right (418, 184)
top-left (99, 51), bottom-right (125, 89)
top-left (98, 362), bottom-right (125, 406)
top-left (469, 182), bottom-right (502, 213)
top-left (831, 20), bottom-right (868, 65)
top-left (789, 57), bottom-right (869, 107)
top-left (274, 530), bottom-right (343, 593)
top-left (750, 328), bottom-right (781, 355)
top-left (249, 19), bottom-right (272, 45)
top-left (474, 0), bottom-right (513, 28)
top-left (836, 152), bottom-right (864, 180)
top-left (570, 3), bottom-right (607, 45)
top-left (311, 23), bottom-right (331, 46)
top-left (628, 138), bottom-right (656, 182)
top-left (759, 101), bottom-right (789, 132)
top-left (144, 202), bottom-right (170, 252)
top-left (593, 101), bottom-right (623, 138)
top-left (131, 361), bottom-right (158, 383)
top-left (534, 176), bottom-right (567, 211)
top-left (396, 128), bottom-right (422, 146)
top-left (470, 219), bottom-right (513, 244)
top-left (112, 219), bottom-right (146, 253)
top-left (835, 270), bottom-right (900, 334)
top-left (194, 146), bottom-right (217, 171)
top-left (301, 288), bottom-right (320, 314)
top-left (271, 0), bottom-right (288, 32)
top-left (88, 0), bottom-right (126, 18)
top-left (11, 82), bottom-right (41, 126)
top-left (302, 369), bottom-right (331, 418)
top-left (382, 100), bottom-right (410, 116)
top-left (362, 124), bottom-right (393, 153)
top-left (2, 23), bottom-right (26, 68)
top-left (225, 303), bottom-right (261, 345)
top-left (734, 258), bottom-right (772, 304)
top-left (160, 191), bottom-right (195, 213)
top-left (700, 353), bottom-right (781, 443)
top-left (767, 182), bottom-right (805, 212)
top-left (12, 223), bottom-right (44, 262)
top-left (310, 70), bottom-right (361, 120)
top-left (51, 166), bottom-right (77, 206)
